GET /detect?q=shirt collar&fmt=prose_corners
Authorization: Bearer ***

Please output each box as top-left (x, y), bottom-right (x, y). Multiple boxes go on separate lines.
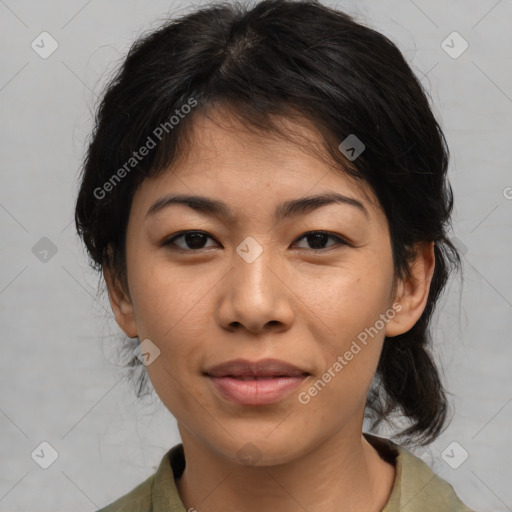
top-left (150, 433), bottom-right (467, 512)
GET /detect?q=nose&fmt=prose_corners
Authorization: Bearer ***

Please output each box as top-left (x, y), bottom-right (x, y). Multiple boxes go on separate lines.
top-left (216, 242), bottom-right (295, 334)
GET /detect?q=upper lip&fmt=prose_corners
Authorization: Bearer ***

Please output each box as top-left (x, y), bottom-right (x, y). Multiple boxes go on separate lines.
top-left (205, 358), bottom-right (309, 378)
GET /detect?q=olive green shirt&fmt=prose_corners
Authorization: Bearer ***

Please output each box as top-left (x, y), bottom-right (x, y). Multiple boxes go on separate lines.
top-left (98, 433), bottom-right (475, 511)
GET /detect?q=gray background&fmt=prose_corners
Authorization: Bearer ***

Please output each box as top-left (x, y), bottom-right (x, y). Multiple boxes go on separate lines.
top-left (1, 0), bottom-right (511, 511)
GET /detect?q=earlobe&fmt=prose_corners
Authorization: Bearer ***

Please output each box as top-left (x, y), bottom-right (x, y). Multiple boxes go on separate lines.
top-left (103, 263), bottom-right (138, 338)
top-left (385, 241), bottom-right (435, 338)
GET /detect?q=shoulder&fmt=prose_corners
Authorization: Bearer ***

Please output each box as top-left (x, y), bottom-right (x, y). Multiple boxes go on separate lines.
top-left (97, 473), bottom-right (154, 512)
top-left (364, 433), bottom-right (476, 512)
top-left (396, 446), bottom-right (475, 511)
top-left (97, 444), bottom-right (186, 512)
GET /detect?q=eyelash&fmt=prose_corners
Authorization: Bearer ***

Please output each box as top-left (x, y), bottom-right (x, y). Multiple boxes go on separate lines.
top-left (161, 230), bottom-right (351, 252)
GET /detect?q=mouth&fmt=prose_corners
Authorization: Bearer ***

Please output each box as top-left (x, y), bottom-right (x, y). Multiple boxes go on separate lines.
top-left (205, 358), bottom-right (310, 406)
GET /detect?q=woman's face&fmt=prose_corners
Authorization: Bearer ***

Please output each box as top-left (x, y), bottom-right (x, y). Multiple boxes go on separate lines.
top-left (112, 111), bottom-right (404, 465)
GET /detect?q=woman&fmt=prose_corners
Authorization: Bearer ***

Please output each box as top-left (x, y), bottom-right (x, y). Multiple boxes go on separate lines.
top-left (75, 0), bottom-right (475, 510)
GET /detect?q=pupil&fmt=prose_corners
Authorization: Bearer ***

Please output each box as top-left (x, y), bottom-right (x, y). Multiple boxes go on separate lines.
top-left (186, 232), bottom-right (206, 249)
top-left (308, 232), bottom-right (327, 249)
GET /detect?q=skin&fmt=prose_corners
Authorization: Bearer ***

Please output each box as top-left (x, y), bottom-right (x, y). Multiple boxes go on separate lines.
top-left (104, 108), bottom-right (435, 512)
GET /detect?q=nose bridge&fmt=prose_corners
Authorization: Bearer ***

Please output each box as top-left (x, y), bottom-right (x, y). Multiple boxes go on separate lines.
top-left (233, 234), bottom-right (279, 300)
top-left (219, 234), bottom-right (294, 333)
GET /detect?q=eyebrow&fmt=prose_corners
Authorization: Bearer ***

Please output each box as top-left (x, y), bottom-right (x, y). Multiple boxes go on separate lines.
top-left (145, 191), bottom-right (369, 221)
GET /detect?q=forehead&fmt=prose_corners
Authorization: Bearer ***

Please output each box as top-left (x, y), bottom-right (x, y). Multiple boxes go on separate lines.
top-left (133, 108), bottom-right (384, 222)
top-left (173, 109), bottom-right (354, 182)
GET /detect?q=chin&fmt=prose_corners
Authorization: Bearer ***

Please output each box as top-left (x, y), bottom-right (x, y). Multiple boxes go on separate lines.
top-left (206, 428), bottom-right (310, 467)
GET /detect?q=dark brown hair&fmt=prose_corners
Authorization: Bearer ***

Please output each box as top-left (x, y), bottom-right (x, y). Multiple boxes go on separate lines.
top-left (75, 0), bottom-right (462, 446)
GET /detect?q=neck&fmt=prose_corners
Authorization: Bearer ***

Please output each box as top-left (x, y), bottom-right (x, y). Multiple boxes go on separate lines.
top-left (175, 426), bottom-right (395, 512)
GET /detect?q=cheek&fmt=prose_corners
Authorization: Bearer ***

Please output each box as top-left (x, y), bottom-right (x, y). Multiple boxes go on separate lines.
top-left (312, 263), bottom-right (393, 338)
top-left (127, 250), bottom-right (211, 337)
top-left (127, 259), bottom-right (213, 415)
top-left (299, 273), bottom-right (390, 415)
top-left (308, 261), bottom-right (394, 396)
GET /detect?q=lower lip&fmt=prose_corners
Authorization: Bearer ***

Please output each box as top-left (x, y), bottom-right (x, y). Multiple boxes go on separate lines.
top-left (208, 375), bottom-right (307, 405)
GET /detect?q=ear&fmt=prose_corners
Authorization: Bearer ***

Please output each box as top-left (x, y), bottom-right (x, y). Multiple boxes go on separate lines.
top-left (103, 260), bottom-right (138, 338)
top-left (385, 241), bottom-right (435, 338)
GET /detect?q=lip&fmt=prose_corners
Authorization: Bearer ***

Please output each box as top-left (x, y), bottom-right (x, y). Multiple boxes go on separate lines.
top-left (205, 358), bottom-right (309, 406)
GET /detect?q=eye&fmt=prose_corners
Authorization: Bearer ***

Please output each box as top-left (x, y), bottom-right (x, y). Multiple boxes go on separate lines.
top-left (292, 231), bottom-right (350, 251)
top-left (161, 230), bottom-right (350, 252)
top-left (161, 231), bottom-right (219, 251)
